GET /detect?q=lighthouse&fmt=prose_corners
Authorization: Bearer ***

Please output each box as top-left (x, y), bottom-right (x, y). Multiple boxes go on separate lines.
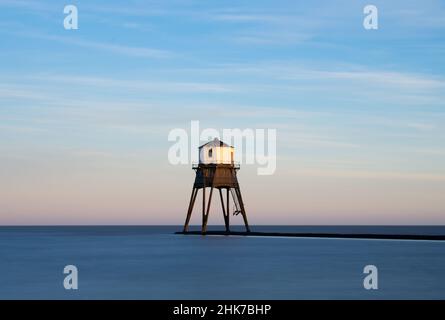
top-left (183, 138), bottom-right (250, 234)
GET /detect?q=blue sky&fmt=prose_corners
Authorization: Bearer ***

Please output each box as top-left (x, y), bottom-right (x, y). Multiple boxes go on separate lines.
top-left (0, 0), bottom-right (444, 224)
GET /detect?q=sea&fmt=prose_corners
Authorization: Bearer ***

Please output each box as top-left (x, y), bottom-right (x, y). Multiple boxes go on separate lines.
top-left (0, 225), bottom-right (444, 299)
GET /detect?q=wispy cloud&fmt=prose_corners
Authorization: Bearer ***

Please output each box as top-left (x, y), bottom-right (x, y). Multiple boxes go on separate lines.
top-left (409, 148), bottom-right (445, 156)
top-left (0, 84), bottom-right (54, 101)
top-left (279, 131), bottom-right (360, 149)
top-left (42, 34), bottom-right (172, 59)
top-left (209, 13), bottom-right (285, 23)
top-left (386, 2), bottom-right (445, 29)
top-left (301, 70), bottom-right (445, 90)
top-left (0, 124), bottom-right (47, 133)
top-left (232, 31), bottom-right (312, 45)
top-left (293, 168), bottom-right (445, 181)
top-left (169, 62), bottom-right (445, 91)
top-left (27, 74), bottom-right (234, 93)
top-left (365, 117), bottom-right (436, 132)
top-left (6, 29), bottom-right (174, 59)
top-left (0, 0), bottom-right (52, 11)
top-left (210, 106), bottom-right (330, 119)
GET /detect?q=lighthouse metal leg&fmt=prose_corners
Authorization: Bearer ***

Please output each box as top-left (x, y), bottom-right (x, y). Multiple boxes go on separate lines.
top-left (202, 187), bottom-right (206, 233)
top-left (235, 187), bottom-right (250, 232)
top-left (183, 187), bottom-right (198, 232)
top-left (202, 187), bottom-right (213, 234)
top-left (226, 188), bottom-right (230, 231)
top-left (219, 188), bottom-right (229, 233)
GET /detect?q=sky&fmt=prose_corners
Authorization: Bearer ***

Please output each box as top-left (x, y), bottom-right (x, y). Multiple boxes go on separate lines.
top-left (0, 0), bottom-right (444, 225)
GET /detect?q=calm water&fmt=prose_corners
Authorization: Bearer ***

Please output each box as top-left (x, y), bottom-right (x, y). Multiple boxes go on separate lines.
top-left (0, 226), bottom-right (444, 299)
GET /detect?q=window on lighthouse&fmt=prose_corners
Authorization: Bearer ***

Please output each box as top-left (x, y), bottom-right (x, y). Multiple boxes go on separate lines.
top-left (208, 148), bottom-right (213, 158)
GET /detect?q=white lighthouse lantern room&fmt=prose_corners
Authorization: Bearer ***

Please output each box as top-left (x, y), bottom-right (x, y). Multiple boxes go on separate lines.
top-left (199, 138), bottom-right (234, 165)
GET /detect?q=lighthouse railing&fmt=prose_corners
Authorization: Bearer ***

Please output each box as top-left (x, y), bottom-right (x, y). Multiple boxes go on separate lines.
top-left (192, 162), bottom-right (240, 169)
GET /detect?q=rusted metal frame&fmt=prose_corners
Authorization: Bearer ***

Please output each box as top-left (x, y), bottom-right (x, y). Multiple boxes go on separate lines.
top-left (219, 188), bottom-right (230, 232)
top-left (202, 186), bottom-right (214, 233)
top-left (235, 187), bottom-right (250, 232)
top-left (183, 187), bottom-right (198, 232)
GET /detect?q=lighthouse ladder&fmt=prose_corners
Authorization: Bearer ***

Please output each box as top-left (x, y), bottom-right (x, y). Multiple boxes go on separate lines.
top-left (230, 188), bottom-right (242, 215)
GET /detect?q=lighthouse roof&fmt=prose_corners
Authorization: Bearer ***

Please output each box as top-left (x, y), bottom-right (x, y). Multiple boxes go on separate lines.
top-left (199, 138), bottom-right (233, 149)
